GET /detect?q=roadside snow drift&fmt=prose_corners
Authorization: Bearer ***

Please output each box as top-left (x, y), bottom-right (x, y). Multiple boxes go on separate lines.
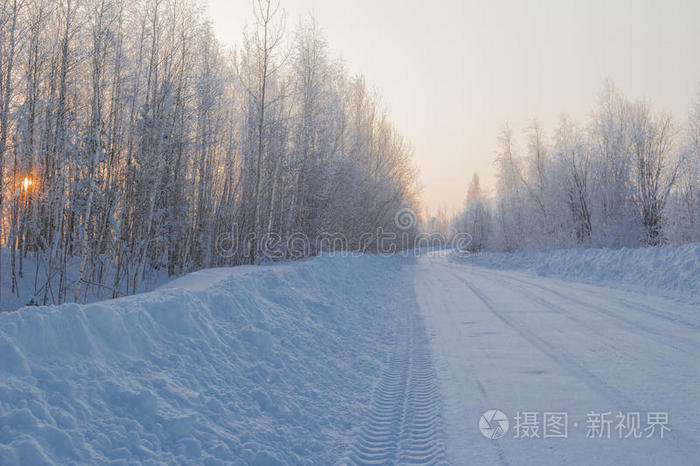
top-left (0, 255), bottom-right (410, 465)
top-left (453, 243), bottom-right (700, 304)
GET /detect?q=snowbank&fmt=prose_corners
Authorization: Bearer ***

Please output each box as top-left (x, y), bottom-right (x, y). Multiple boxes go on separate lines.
top-left (0, 255), bottom-right (410, 464)
top-left (0, 248), bottom-right (171, 312)
top-left (452, 243), bottom-right (700, 304)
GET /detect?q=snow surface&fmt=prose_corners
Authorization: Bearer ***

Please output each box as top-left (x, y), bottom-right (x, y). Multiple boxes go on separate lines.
top-left (452, 243), bottom-right (700, 304)
top-left (0, 255), bottom-right (413, 464)
top-left (418, 251), bottom-right (700, 465)
top-left (1, 247), bottom-right (699, 465)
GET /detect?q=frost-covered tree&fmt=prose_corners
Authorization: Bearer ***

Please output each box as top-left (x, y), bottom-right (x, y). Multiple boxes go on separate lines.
top-left (455, 81), bottom-right (694, 253)
top-left (453, 173), bottom-right (489, 251)
top-left (0, 0), bottom-right (418, 307)
top-left (552, 116), bottom-right (592, 246)
top-left (667, 85), bottom-right (700, 243)
top-left (627, 103), bottom-right (679, 245)
top-left (492, 125), bottom-right (524, 251)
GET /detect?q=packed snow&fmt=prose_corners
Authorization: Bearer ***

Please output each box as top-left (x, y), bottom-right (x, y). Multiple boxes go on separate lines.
top-left (418, 251), bottom-right (700, 464)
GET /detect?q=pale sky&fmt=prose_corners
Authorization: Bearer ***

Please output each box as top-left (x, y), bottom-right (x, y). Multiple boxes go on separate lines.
top-left (204, 0), bottom-right (700, 215)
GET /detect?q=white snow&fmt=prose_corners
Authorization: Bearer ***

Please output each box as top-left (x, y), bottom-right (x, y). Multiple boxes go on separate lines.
top-left (452, 243), bottom-right (700, 304)
top-left (0, 249), bottom-right (171, 312)
top-left (418, 251), bottom-right (700, 465)
top-left (1, 248), bottom-right (699, 465)
top-left (0, 255), bottom-right (408, 464)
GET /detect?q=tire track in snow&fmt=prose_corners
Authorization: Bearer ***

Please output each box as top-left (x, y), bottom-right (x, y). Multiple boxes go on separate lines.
top-left (444, 264), bottom-right (700, 464)
top-left (420, 265), bottom-right (510, 466)
top-left (344, 305), bottom-right (447, 465)
top-left (448, 267), bottom-right (641, 406)
top-left (462, 265), bottom-right (700, 354)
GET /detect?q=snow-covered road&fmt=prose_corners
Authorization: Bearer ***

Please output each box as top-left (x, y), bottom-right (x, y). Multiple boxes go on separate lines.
top-left (414, 253), bottom-right (700, 465)
top-left (2, 252), bottom-right (699, 464)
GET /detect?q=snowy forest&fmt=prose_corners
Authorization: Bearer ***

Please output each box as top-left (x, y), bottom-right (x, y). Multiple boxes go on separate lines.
top-left (454, 81), bottom-right (700, 252)
top-left (0, 0), bottom-right (418, 306)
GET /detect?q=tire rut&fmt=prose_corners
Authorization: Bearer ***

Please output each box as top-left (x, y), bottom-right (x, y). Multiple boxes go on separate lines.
top-left (344, 306), bottom-right (446, 465)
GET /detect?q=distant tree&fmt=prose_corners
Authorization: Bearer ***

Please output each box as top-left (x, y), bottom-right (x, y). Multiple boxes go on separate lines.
top-left (493, 125), bottom-right (524, 251)
top-left (456, 80), bottom-right (696, 252)
top-left (671, 85), bottom-right (700, 242)
top-left (627, 102), bottom-right (679, 245)
top-left (455, 173), bottom-right (489, 251)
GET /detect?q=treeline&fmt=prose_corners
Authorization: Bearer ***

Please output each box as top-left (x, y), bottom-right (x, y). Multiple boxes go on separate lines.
top-left (0, 0), bottom-right (417, 306)
top-left (454, 81), bottom-right (700, 252)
